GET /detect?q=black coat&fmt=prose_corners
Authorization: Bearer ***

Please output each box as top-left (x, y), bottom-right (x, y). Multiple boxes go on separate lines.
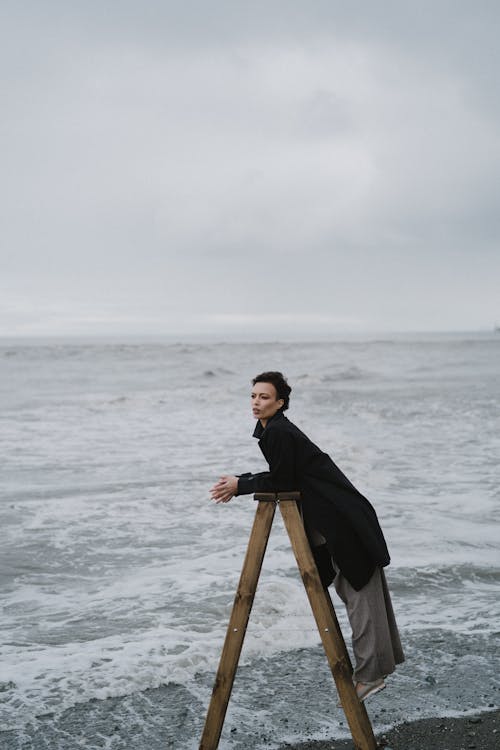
top-left (236, 411), bottom-right (390, 591)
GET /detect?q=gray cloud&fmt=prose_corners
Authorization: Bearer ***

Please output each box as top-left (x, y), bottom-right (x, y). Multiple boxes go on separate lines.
top-left (1, 2), bottom-right (499, 335)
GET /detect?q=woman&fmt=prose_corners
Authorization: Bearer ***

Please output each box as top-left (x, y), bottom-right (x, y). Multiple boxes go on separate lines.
top-left (210, 371), bottom-right (404, 702)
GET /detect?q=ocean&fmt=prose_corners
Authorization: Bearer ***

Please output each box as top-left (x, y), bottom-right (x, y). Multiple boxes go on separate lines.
top-left (1, 333), bottom-right (499, 749)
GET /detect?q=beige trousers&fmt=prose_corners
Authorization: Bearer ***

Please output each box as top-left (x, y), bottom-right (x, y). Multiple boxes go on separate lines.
top-left (332, 563), bottom-right (405, 683)
top-left (305, 519), bottom-right (404, 683)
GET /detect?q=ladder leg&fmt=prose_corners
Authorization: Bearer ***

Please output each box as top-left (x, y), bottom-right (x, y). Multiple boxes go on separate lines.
top-left (199, 500), bottom-right (277, 750)
top-left (279, 500), bottom-right (378, 750)
top-left (322, 582), bottom-right (376, 736)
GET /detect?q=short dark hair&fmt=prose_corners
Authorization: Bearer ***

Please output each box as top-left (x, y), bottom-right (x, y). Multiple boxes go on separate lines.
top-left (252, 371), bottom-right (292, 411)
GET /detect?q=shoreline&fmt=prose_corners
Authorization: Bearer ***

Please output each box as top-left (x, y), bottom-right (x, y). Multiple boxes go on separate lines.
top-left (1, 628), bottom-right (498, 748)
top-left (278, 708), bottom-right (500, 749)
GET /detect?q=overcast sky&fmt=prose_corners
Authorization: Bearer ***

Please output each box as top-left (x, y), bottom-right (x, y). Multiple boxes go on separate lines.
top-left (1, 1), bottom-right (499, 337)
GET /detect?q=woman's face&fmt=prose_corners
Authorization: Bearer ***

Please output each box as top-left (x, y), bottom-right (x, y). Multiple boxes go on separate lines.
top-left (251, 381), bottom-right (284, 423)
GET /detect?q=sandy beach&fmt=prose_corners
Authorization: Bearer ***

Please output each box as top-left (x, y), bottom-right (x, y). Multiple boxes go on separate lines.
top-left (279, 709), bottom-right (499, 749)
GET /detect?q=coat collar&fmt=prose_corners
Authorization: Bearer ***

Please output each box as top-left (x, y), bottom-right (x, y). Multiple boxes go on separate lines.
top-left (252, 409), bottom-right (286, 439)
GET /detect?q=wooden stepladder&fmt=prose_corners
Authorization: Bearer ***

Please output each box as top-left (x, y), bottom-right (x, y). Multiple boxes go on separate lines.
top-left (199, 493), bottom-right (378, 750)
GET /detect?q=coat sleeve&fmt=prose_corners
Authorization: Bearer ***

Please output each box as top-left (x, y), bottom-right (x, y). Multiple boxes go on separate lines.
top-left (236, 428), bottom-right (297, 495)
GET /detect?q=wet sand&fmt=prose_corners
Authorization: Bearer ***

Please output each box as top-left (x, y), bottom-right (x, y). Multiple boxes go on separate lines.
top-left (1, 630), bottom-right (498, 748)
top-left (279, 709), bottom-right (499, 750)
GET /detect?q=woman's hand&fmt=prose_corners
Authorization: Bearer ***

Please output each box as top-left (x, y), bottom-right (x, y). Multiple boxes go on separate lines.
top-left (210, 475), bottom-right (238, 504)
